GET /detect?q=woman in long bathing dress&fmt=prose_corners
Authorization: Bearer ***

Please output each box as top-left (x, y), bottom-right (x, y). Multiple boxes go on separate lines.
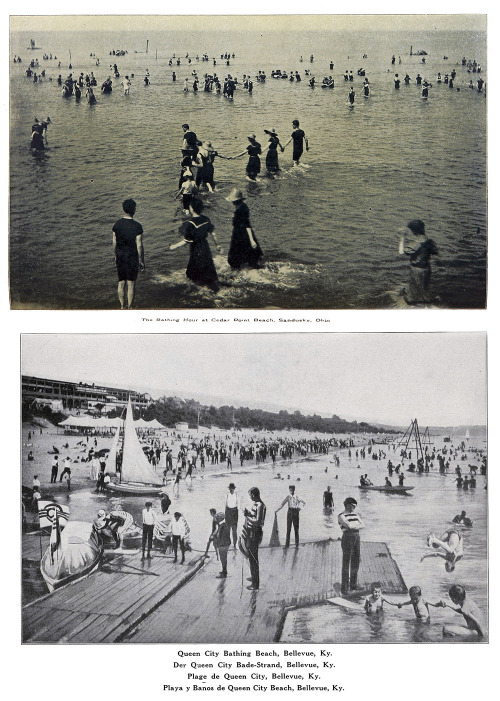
top-left (263, 128), bottom-right (284, 173)
top-left (169, 197), bottom-right (222, 292)
top-left (230, 133), bottom-right (262, 181)
top-left (226, 188), bottom-right (264, 270)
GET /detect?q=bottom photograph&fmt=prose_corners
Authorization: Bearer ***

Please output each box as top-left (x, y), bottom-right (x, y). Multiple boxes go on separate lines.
top-left (20, 333), bottom-right (487, 644)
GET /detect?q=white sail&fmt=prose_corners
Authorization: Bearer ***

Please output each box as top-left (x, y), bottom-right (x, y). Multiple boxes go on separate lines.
top-left (121, 397), bottom-right (162, 485)
top-left (465, 429), bottom-right (470, 440)
top-left (106, 422), bottom-right (122, 474)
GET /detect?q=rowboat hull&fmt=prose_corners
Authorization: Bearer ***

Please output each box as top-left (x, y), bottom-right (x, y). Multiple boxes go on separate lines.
top-left (358, 485), bottom-right (414, 494)
top-left (40, 521), bottom-right (103, 592)
top-left (106, 481), bottom-right (164, 496)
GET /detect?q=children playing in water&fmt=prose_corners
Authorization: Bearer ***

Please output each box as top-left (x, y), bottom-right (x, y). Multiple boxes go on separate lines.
top-left (364, 581), bottom-right (399, 612)
top-left (421, 528), bottom-right (463, 571)
top-left (441, 584), bottom-right (485, 639)
top-left (397, 585), bottom-right (444, 619)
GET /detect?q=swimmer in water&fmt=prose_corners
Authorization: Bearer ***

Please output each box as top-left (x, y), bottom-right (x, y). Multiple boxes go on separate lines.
top-left (421, 528), bottom-right (463, 571)
top-left (229, 133), bottom-right (262, 181)
top-left (441, 584), bottom-right (485, 639)
top-left (397, 585), bottom-right (444, 619)
top-left (283, 120), bottom-right (309, 166)
top-left (398, 219), bottom-right (438, 304)
top-left (364, 581), bottom-right (400, 613)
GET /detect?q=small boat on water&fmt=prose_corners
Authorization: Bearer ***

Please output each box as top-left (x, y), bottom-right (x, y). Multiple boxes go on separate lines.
top-left (358, 485), bottom-right (414, 494)
top-left (105, 396), bottom-right (164, 496)
top-left (40, 520), bottom-right (103, 592)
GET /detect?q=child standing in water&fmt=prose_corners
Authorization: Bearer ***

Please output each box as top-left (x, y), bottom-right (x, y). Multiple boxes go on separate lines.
top-left (397, 585), bottom-right (444, 619)
top-left (441, 584), bottom-right (485, 639)
top-left (364, 581), bottom-right (400, 613)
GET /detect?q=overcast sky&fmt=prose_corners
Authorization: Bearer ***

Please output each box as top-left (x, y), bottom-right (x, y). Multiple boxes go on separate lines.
top-left (10, 13), bottom-right (487, 33)
top-left (21, 334), bottom-right (486, 427)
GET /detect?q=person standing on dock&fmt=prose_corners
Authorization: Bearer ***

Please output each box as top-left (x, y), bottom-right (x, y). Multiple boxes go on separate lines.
top-left (209, 510), bottom-right (232, 578)
top-left (141, 501), bottom-right (157, 558)
top-left (243, 487), bottom-right (266, 590)
top-left (171, 512), bottom-right (187, 564)
top-left (225, 483), bottom-right (240, 547)
top-left (275, 485), bottom-right (305, 548)
top-left (338, 497), bottom-right (365, 594)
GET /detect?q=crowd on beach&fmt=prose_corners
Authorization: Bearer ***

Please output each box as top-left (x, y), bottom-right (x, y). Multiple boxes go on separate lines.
top-left (22, 419), bottom-right (487, 639)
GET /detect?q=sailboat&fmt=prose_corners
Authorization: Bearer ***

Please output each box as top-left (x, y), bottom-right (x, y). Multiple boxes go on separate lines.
top-left (465, 429), bottom-right (470, 441)
top-left (106, 397), bottom-right (164, 496)
top-left (27, 39), bottom-right (41, 50)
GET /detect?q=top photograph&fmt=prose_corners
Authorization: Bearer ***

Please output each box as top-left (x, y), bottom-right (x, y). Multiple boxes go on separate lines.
top-left (9, 14), bottom-right (487, 310)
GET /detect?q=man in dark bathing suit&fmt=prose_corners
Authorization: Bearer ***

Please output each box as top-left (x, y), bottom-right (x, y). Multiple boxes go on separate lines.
top-left (284, 119), bottom-right (309, 166)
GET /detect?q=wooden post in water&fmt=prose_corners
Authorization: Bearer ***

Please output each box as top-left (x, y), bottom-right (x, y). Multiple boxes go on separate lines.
top-left (410, 46), bottom-right (413, 56)
top-left (146, 40), bottom-right (149, 54)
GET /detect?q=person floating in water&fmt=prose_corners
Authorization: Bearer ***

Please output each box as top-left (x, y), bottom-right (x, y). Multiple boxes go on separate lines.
top-left (421, 528), bottom-right (463, 572)
top-left (283, 119), bottom-right (309, 166)
top-left (399, 219), bottom-right (438, 304)
top-left (397, 585), bottom-right (445, 619)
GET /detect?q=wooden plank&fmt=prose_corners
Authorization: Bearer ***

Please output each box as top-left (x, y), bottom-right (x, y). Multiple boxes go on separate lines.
top-left (23, 540), bottom-right (405, 643)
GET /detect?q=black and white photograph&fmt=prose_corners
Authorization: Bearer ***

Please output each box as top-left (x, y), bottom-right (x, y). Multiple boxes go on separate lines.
top-left (9, 13), bottom-right (487, 310)
top-left (21, 333), bottom-right (487, 644)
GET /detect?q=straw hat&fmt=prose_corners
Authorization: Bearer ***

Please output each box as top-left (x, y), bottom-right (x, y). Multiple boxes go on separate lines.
top-left (225, 188), bottom-right (246, 203)
top-left (247, 133), bottom-right (256, 141)
top-left (264, 128), bottom-right (278, 136)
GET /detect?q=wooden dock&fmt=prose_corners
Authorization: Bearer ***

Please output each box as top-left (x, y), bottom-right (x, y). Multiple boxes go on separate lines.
top-left (22, 549), bottom-right (206, 643)
top-left (125, 539), bottom-right (406, 644)
top-left (22, 538), bottom-right (406, 644)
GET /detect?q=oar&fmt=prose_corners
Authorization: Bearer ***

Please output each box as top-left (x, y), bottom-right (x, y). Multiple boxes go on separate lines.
top-left (101, 564), bottom-right (159, 577)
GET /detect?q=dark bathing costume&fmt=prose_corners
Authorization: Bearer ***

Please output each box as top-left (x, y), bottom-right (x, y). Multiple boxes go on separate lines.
top-left (179, 214), bottom-right (218, 286)
top-left (112, 217), bottom-right (143, 281)
top-left (291, 128), bottom-right (305, 161)
top-left (227, 201), bottom-right (263, 270)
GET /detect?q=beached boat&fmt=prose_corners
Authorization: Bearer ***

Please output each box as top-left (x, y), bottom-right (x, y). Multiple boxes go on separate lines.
top-left (105, 396), bottom-right (164, 496)
top-left (358, 485), bottom-right (414, 494)
top-left (40, 520), bottom-right (103, 592)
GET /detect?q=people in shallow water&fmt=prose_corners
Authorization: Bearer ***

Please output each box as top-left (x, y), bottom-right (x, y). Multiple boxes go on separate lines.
top-left (226, 188), bottom-right (264, 270)
top-left (169, 197), bottom-right (221, 292)
top-left (441, 584), bottom-right (485, 639)
top-left (283, 119), bottom-right (309, 165)
top-left (112, 198), bottom-right (145, 309)
top-left (398, 219), bottom-right (438, 304)
top-left (263, 128), bottom-right (284, 173)
top-left (229, 133), bottom-right (262, 181)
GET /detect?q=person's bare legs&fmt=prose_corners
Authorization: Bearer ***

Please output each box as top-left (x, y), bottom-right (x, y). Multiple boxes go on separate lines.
top-left (127, 280), bottom-right (135, 309)
top-left (118, 280), bottom-right (126, 309)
